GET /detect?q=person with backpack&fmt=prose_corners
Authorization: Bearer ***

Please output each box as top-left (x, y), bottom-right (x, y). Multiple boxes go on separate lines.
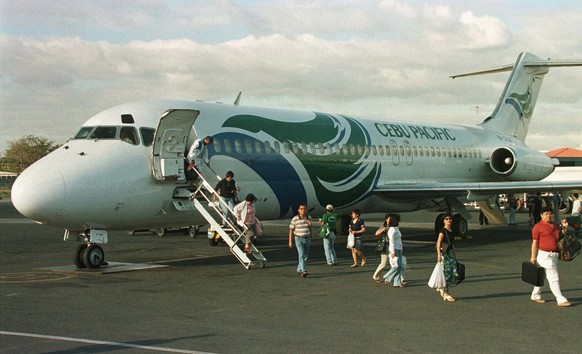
top-left (319, 204), bottom-right (339, 266)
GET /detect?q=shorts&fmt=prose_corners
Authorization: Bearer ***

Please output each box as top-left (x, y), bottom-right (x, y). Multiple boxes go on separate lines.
top-left (353, 237), bottom-right (363, 251)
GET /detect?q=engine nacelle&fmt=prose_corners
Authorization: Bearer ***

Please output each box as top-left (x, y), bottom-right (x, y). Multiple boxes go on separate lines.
top-left (489, 146), bottom-right (556, 181)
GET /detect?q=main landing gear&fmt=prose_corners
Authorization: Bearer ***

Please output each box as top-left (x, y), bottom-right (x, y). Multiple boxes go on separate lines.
top-left (73, 243), bottom-right (106, 269)
top-left (434, 213), bottom-right (468, 238)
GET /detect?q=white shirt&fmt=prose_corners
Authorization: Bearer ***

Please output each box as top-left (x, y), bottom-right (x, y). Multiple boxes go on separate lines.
top-left (388, 226), bottom-right (402, 254)
top-left (187, 139), bottom-right (209, 166)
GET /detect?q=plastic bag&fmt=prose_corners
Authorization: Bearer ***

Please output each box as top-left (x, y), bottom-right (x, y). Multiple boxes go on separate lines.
top-left (428, 262), bottom-right (446, 289)
top-left (346, 233), bottom-right (355, 249)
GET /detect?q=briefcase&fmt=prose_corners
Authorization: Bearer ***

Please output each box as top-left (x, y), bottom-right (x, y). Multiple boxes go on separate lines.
top-left (521, 261), bottom-right (544, 286)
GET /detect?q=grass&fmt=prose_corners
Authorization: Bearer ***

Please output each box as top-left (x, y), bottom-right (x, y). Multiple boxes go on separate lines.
top-left (0, 186), bottom-right (11, 200)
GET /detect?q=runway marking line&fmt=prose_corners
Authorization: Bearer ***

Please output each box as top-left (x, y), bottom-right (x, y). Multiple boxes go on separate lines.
top-left (0, 272), bottom-right (76, 283)
top-left (0, 331), bottom-right (214, 354)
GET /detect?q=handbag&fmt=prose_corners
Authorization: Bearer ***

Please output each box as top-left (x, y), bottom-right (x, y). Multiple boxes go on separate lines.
top-left (254, 222), bottom-right (263, 237)
top-left (346, 233), bottom-right (355, 249)
top-left (318, 224), bottom-right (330, 239)
top-left (428, 262), bottom-right (446, 289)
top-left (521, 261), bottom-right (544, 286)
top-left (557, 229), bottom-right (581, 261)
top-left (375, 237), bottom-right (387, 253)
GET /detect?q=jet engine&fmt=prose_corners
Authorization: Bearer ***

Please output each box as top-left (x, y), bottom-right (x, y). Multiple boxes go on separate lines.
top-left (489, 146), bottom-right (556, 181)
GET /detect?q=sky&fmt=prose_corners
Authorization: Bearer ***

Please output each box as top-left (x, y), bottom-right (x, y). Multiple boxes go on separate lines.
top-left (1, 0), bottom-right (581, 155)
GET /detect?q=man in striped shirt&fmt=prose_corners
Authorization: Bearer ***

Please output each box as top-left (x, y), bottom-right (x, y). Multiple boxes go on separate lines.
top-left (289, 203), bottom-right (312, 277)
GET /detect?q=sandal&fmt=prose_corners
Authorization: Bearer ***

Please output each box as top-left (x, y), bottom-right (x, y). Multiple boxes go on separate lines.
top-left (374, 279), bottom-right (382, 284)
top-left (442, 293), bottom-right (456, 302)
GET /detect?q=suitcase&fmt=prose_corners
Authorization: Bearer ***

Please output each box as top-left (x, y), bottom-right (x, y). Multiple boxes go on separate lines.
top-left (521, 261), bottom-right (544, 286)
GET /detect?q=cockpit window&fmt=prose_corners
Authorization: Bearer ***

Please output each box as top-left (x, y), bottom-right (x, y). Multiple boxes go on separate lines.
top-left (120, 127), bottom-right (139, 145)
top-left (140, 128), bottom-right (155, 147)
top-left (90, 127), bottom-right (117, 140)
top-left (74, 127), bottom-right (94, 139)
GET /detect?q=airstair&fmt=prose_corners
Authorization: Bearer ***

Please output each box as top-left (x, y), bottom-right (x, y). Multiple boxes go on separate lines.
top-left (172, 164), bottom-right (267, 270)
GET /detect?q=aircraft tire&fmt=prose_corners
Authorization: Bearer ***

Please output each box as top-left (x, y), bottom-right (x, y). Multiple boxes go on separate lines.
top-left (127, 230), bottom-right (135, 236)
top-left (434, 213), bottom-right (446, 236)
top-left (155, 228), bottom-right (166, 237)
top-left (83, 244), bottom-right (105, 268)
top-left (453, 214), bottom-right (468, 238)
top-left (74, 244), bottom-right (88, 268)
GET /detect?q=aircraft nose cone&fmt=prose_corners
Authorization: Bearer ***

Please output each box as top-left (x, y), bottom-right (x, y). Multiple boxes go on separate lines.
top-left (11, 164), bottom-right (65, 224)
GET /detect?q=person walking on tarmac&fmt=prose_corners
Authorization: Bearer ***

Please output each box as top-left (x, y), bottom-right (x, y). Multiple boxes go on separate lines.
top-left (289, 203), bottom-right (312, 277)
top-left (319, 204), bottom-right (339, 266)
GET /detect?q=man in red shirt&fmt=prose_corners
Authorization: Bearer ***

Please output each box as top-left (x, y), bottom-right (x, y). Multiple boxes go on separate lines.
top-left (530, 207), bottom-right (571, 307)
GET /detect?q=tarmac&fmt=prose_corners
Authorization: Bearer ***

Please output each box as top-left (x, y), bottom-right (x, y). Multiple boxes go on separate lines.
top-left (1, 199), bottom-right (581, 353)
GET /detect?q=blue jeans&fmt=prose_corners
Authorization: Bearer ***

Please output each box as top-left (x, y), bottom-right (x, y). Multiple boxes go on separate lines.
top-left (295, 236), bottom-right (311, 273)
top-left (220, 197), bottom-right (235, 225)
top-left (323, 231), bottom-right (337, 265)
top-left (384, 249), bottom-right (403, 286)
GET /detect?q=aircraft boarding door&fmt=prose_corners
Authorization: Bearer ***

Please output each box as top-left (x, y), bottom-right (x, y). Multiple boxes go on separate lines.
top-left (152, 109), bottom-right (199, 181)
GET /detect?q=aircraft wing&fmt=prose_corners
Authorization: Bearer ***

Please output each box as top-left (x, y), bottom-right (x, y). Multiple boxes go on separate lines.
top-left (373, 181), bottom-right (582, 200)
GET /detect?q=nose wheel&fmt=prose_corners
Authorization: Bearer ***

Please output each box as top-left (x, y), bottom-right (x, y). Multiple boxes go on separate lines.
top-left (74, 243), bottom-right (106, 268)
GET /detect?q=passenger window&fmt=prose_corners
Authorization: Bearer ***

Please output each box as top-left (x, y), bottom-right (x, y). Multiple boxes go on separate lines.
top-left (140, 128), bottom-right (155, 146)
top-left (264, 141), bottom-right (272, 154)
top-left (378, 145), bottom-right (384, 156)
top-left (90, 126), bottom-right (117, 139)
top-left (275, 141), bottom-right (281, 154)
top-left (430, 147), bottom-right (435, 157)
top-left (406, 145), bottom-right (411, 156)
top-left (255, 141), bottom-right (262, 154)
top-left (74, 127), bottom-right (94, 139)
top-left (371, 145), bottom-right (377, 156)
top-left (120, 127), bottom-right (139, 145)
top-left (399, 146), bottom-right (404, 156)
top-left (283, 142), bottom-right (290, 154)
top-left (350, 145), bottom-right (357, 156)
top-left (234, 139), bottom-right (242, 154)
top-left (364, 145), bottom-right (370, 155)
top-left (357, 145), bottom-right (364, 155)
top-left (224, 138), bottom-right (232, 153)
top-left (310, 143), bottom-right (316, 154)
top-left (245, 140), bottom-right (253, 154)
top-left (292, 142), bottom-right (299, 155)
top-left (214, 139), bottom-right (222, 153)
top-left (385, 145), bottom-right (391, 156)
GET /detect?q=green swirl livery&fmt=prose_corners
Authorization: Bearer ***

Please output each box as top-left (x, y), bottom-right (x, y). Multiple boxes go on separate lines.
top-left (222, 113), bottom-right (380, 211)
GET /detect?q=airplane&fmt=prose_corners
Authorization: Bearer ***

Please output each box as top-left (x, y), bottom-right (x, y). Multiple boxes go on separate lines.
top-left (11, 51), bottom-right (582, 268)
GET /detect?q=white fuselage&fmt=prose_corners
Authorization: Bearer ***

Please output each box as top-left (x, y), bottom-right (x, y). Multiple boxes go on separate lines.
top-left (11, 99), bottom-right (554, 232)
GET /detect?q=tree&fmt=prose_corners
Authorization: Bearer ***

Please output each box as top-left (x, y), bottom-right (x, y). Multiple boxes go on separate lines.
top-left (4, 135), bottom-right (60, 173)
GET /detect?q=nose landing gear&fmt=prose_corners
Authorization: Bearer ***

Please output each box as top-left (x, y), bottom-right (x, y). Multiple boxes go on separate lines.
top-left (74, 243), bottom-right (106, 268)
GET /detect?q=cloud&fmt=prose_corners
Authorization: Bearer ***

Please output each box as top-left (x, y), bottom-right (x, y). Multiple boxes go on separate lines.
top-left (458, 11), bottom-right (512, 49)
top-left (1, 1), bottom-right (581, 154)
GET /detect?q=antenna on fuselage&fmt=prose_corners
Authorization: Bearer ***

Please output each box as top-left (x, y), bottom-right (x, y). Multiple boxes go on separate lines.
top-left (234, 92), bottom-right (242, 105)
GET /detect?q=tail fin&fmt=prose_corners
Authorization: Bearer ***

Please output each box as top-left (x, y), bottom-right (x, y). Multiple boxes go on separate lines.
top-left (450, 52), bottom-right (582, 141)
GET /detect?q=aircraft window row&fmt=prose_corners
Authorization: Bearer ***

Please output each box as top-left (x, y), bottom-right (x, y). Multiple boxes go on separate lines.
top-left (73, 126), bottom-right (155, 146)
top-left (212, 138), bottom-right (483, 159)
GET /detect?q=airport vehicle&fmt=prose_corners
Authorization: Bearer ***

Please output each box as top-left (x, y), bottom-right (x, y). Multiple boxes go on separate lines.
top-left (11, 52), bottom-right (582, 268)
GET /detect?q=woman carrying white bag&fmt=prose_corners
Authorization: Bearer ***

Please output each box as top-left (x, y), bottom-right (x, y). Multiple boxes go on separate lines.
top-left (428, 213), bottom-right (456, 301)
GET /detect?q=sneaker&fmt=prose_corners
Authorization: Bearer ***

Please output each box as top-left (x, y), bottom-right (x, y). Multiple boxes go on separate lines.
top-left (558, 301), bottom-right (572, 307)
top-left (530, 298), bottom-right (546, 304)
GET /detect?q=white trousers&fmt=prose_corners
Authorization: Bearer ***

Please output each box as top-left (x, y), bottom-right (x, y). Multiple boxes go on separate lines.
top-left (531, 250), bottom-right (568, 304)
